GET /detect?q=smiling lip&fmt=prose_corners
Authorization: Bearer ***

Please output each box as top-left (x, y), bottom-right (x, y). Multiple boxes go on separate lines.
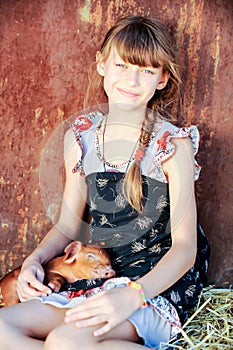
top-left (117, 87), bottom-right (139, 98)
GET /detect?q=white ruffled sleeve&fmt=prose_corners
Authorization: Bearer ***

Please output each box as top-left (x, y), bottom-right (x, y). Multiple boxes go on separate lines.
top-left (71, 116), bottom-right (85, 174)
top-left (150, 125), bottom-right (201, 181)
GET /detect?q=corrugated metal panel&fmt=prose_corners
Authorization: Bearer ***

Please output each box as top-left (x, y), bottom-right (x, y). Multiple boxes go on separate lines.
top-left (0, 0), bottom-right (232, 285)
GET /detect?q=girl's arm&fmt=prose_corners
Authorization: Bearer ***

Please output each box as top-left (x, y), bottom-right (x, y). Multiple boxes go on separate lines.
top-left (17, 129), bottom-right (88, 300)
top-left (139, 137), bottom-right (197, 298)
top-left (29, 129), bottom-right (88, 264)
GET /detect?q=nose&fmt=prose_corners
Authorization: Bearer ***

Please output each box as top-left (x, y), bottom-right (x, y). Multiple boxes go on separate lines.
top-left (126, 68), bottom-right (140, 87)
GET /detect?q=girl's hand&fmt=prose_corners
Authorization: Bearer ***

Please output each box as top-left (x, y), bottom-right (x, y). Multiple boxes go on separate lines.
top-left (16, 259), bottom-right (51, 301)
top-left (65, 286), bottom-right (142, 336)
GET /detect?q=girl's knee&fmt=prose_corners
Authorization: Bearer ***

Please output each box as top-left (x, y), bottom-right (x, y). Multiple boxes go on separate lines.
top-left (0, 315), bottom-right (11, 335)
top-left (0, 317), bottom-right (17, 349)
top-left (44, 328), bottom-right (71, 350)
top-left (44, 324), bottom-right (98, 350)
top-left (0, 317), bottom-right (7, 337)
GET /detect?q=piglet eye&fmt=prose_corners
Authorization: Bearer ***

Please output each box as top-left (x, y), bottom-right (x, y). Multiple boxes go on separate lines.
top-left (86, 253), bottom-right (97, 261)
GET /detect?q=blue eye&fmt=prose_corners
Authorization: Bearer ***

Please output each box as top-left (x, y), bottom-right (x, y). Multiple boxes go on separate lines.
top-left (116, 63), bottom-right (127, 69)
top-left (141, 68), bottom-right (154, 75)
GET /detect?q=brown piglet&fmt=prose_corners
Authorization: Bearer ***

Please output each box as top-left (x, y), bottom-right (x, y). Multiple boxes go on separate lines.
top-left (0, 241), bottom-right (115, 307)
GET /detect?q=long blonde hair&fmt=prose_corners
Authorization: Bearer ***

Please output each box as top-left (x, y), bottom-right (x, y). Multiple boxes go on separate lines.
top-left (85, 15), bottom-right (181, 212)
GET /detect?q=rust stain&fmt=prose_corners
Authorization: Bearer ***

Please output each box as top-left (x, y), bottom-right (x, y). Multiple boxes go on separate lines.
top-left (106, 0), bottom-right (144, 28)
top-left (18, 218), bottom-right (28, 243)
top-left (1, 224), bottom-right (9, 230)
top-left (57, 107), bottom-right (65, 120)
top-left (92, 0), bottom-right (103, 27)
top-left (79, 0), bottom-right (103, 27)
top-left (16, 194), bottom-right (24, 201)
top-left (18, 207), bottom-right (29, 218)
top-left (0, 251), bottom-right (7, 276)
top-left (0, 0), bottom-right (232, 286)
top-left (180, 0), bottom-right (204, 125)
top-left (79, 0), bottom-right (91, 22)
top-left (0, 176), bottom-right (6, 185)
top-left (0, 77), bottom-right (8, 89)
top-left (35, 107), bottom-right (43, 119)
top-left (212, 24), bottom-right (221, 79)
top-left (177, 2), bottom-right (188, 35)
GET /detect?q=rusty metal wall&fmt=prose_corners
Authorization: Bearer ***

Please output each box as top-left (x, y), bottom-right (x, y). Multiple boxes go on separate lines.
top-left (0, 0), bottom-right (232, 285)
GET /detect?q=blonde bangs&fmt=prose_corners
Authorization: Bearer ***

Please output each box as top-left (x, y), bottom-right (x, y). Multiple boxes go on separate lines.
top-left (99, 17), bottom-right (173, 69)
top-left (112, 31), bottom-right (162, 69)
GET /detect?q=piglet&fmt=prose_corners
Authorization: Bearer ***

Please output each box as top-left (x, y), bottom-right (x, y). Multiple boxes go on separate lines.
top-left (0, 241), bottom-right (115, 307)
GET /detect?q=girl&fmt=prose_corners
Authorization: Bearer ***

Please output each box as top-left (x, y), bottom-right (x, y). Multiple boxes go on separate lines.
top-left (0, 15), bottom-right (209, 349)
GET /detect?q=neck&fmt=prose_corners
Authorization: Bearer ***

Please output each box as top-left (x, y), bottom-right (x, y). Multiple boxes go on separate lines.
top-left (107, 103), bottom-right (146, 128)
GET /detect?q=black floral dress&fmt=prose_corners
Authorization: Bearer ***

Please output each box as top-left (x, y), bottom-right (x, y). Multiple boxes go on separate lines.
top-left (57, 111), bottom-right (210, 337)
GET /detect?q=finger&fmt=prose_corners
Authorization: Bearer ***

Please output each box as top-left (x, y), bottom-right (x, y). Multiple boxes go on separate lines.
top-left (93, 322), bottom-right (113, 337)
top-left (16, 286), bottom-right (42, 302)
top-left (65, 306), bottom-right (100, 323)
top-left (21, 275), bottom-right (51, 294)
top-left (17, 289), bottom-right (43, 302)
top-left (35, 268), bottom-right (46, 284)
top-left (66, 291), bottom-right (106, 317)
top-left (16, 281), bottom-right (51, 301)
top-left (17, 285), bottom-right (43, 301)
top-left (75, 315), bottom-right (107, 329)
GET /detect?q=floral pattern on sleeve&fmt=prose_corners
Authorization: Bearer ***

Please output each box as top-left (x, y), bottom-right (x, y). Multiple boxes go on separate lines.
top-left (71, 111), bottom-right (104, 175)
top-left (71, 117), bottom-right (85, 175)
top-left (149, 125), bottom-right (201, 181)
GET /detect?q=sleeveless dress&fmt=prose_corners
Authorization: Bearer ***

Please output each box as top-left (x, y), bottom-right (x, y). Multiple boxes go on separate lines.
top-left (37, 110), bottom-right (210, 339)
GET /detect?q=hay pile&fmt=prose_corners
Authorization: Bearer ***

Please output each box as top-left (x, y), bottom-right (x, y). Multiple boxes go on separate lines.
top-left (162, 286), bottom-right (233, 349)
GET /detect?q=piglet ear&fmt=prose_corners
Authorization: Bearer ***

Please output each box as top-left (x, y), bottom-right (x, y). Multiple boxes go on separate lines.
top-left (63, 241), bottom-right (83, 263)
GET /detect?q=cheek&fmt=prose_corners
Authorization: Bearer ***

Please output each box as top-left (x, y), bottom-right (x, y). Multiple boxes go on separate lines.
top-left (144, 86), bottom-right (157, 101)
top-left (103, 77), bottom-right (109, 92)
top-left (148, 88), bottom-right (156, 100)
top-left (103, 74), bottom-right (117, 97)
top-left (144, 78), bottom-right (161, 98)
top-left (103, 71), bottom-right (111, 91)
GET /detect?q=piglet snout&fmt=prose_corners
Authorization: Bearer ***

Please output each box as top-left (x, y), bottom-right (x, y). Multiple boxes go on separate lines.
top-left (104, 268), bottom-right (115, 278)
top-left (92, 266), bottom-right (115, 279)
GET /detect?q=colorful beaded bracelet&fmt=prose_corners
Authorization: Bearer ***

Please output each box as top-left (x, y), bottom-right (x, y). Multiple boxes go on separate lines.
top-left (128, 281), bottom-right (148, 308)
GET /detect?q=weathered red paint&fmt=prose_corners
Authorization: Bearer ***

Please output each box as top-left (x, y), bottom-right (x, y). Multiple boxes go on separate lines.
top-left (0, 0), bottom-right (232, 286)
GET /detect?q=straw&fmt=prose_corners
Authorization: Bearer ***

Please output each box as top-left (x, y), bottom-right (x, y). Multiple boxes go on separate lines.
top-left (160, 286), bottom-right (233, 349)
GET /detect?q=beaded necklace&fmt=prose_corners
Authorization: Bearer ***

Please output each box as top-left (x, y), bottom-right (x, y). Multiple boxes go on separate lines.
top-left (95, 113), bottom-right (161, 173)
top-left (95, 115), bottom-right (139, 172)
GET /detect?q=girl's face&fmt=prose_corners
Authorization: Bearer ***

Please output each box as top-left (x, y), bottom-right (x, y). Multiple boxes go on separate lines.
top-left (97, 46), bottom-right (169, 110)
